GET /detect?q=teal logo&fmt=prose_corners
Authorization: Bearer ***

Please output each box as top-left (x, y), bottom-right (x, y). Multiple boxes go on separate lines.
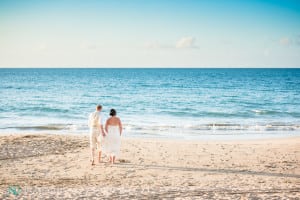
top-left (8, 185), bottom-right (22, 196)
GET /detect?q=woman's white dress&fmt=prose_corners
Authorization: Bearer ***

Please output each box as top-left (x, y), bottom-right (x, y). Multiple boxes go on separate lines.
top-left (102, 125), bottom-right (121, 157)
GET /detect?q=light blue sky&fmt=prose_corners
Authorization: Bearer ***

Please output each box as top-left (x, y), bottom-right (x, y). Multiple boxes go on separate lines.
top-left (0, 0), bottom-right (299, 67)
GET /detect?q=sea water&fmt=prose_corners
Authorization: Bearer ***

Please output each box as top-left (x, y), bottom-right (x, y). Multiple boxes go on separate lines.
top-left (1, 68), bottom-right (300, 139)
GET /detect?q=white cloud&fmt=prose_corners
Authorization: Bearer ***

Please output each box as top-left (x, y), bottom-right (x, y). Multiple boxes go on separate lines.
top-left (144, 42), bottom-right (162, 49)
top-left (81, 41), bottom-right (97, 50)
top-left (144, 42), bottom-right (174, 49)
top-left (278, 36), bottom-right (300, 46)
top-left (176, 36), bottom-right (197, 49)
top-left (145, 36), bottom-right (198, 50)
top-left (279, 37), bottom-right (290, 46)
top-left (39, 44), bottom-right (47, 51)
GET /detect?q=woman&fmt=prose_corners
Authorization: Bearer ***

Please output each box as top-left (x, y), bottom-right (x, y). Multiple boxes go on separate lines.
top-left (103, 109), bottom-right (122, 164)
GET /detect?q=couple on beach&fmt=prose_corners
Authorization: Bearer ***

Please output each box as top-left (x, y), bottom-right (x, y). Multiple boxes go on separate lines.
top-left (88, 105), bottom-right (123, 165)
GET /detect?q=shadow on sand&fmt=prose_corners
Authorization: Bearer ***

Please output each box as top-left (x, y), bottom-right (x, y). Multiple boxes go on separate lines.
top-left (116, 162), bottom-right (300, 179)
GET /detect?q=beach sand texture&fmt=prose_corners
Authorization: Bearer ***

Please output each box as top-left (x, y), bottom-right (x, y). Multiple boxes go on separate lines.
top-left (0, 134), bottom-right (299, 199)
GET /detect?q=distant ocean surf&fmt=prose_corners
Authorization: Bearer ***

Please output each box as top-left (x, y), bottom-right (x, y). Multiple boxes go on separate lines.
top-left (1, 68), bottom-right (300, 139)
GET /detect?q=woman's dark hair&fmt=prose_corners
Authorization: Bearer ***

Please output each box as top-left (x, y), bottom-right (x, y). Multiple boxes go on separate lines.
top-left (110, 109), bottom-right (117, 116)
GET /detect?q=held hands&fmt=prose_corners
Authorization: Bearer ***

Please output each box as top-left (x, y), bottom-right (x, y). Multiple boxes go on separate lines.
top-left (100, 125), bottom-right (106, 137)
top-left (102, 131), bottom-right (106, 137)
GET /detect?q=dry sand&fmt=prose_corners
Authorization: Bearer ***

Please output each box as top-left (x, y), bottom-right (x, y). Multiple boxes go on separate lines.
top-left (0, 134), bottom-right (299, 199)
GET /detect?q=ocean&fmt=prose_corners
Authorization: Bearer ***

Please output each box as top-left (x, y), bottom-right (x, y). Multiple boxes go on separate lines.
top-left (1, 68), bottom-right (300, 139)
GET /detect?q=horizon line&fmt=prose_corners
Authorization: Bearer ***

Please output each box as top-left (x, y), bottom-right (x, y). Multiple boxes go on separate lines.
top-left (1, 67), bottom-right (300, 69)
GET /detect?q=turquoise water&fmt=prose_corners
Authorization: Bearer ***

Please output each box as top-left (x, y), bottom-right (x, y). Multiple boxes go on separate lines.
top-left (1, 68), bottom-right (300, 139)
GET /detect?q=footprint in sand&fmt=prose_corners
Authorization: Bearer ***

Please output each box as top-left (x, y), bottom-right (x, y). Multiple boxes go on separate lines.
top-left (119, 159), bottom-right (130, 163)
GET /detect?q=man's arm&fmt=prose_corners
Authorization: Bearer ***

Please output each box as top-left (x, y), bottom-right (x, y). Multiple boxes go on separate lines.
top-left (119, 119), bottom-right (122, 136)
top-left (100, 125), bottom-right (105, 136)
top-left (105, 120), bottom-right (108, 134)
top-left (99, 115), bottom-right (106, 136)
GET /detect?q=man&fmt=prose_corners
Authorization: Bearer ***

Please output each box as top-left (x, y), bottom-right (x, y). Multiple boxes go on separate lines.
top-left (88, 105), bottom-right (105, 165)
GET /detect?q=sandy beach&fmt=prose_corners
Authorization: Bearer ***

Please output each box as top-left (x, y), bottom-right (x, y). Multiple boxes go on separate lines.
top-left (0, 134), bottom-right (299, 199)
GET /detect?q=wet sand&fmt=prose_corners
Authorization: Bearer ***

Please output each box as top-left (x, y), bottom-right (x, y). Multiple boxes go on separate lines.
top-left (0, 134), bottom-right (299, 199)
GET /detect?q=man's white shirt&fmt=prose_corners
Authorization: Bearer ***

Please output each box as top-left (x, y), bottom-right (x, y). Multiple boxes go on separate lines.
top-left (88, 111), bottom-right (105, 128)
top-left (88, 111), bottom-right (105, 149)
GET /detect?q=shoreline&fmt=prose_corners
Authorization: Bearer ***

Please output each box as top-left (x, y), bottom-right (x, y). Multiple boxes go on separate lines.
top-left (1, 131), bottom-right (300, 141)
top-left (0, 133), bottom-right (299, 199)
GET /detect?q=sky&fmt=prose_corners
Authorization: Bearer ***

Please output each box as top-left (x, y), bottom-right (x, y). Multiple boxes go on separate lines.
top-left (0, 0), bottom-right (299, 68)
